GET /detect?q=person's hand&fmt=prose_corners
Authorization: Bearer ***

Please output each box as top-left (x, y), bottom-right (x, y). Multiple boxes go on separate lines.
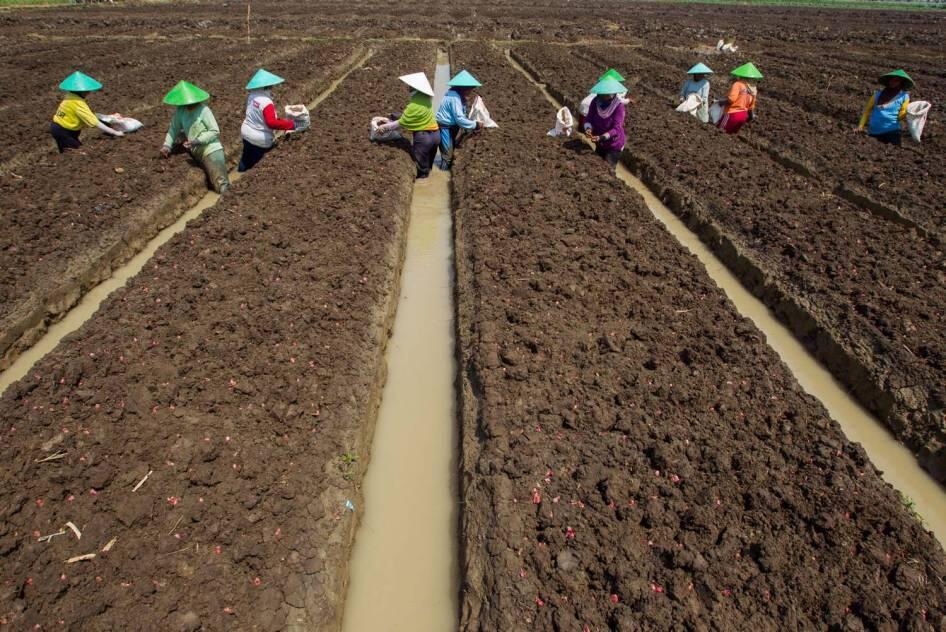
top-left (476, 121), bottom-right (484, 129)
top-left (112, 130), bottom-right (125, 138)
top-left (160, 146), bottom-right (171, 158)
top-left (584, 128), bottom-right (594, 138)
top-left (182, 140), bottom-right (192, 150)
top-left (852, 127), bottom-right (866, 134)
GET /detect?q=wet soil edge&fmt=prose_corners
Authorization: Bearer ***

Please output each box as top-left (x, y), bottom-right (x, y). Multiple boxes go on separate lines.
top-left (0, 46), bottom-right (368, 375)
top-left (289, 173), bottom-right (416, 632)
top-left (451, 148), bottom-right (491, 632)
top-left (508, 47), bottom-right (946, 484)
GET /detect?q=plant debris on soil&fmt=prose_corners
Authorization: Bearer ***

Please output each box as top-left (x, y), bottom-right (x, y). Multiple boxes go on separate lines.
top-left (1, 1), bottom-right (945, 630)
top-left (0, 40), bottom-right (434, 631)
top-left (512, 40), bottom-right (946, 485)
top-left (451, 40), bottom-right (946, 630)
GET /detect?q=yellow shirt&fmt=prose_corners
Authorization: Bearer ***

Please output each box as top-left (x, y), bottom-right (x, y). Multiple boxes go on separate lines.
top-left (52, 94), bottom-right (100, 131)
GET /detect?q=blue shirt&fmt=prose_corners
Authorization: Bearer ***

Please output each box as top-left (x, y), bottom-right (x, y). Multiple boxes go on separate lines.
top-left (436, 89), bottom-right (477, 130)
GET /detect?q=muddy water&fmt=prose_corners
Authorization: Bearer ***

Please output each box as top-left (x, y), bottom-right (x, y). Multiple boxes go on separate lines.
top-left (0, 187), bottom-right (226, 395)
top-left (503, 49), bottom-right (946, 544)
top-left (0, 58), bottom-right (372, 397)
top-left (342, 54), bottom-right (459, 631)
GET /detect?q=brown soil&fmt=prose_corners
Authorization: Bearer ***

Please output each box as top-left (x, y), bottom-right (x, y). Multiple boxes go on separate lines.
top-left (452, 40), bottom-right (946, 631)
top-left (513, 42), bottom-right (946, 485)
top-left (0, 41), bottom-right (434, 631)
top-left (0, 41), bottom-right (359, 370)
top-left (1, 1), bottom-right (946, 629)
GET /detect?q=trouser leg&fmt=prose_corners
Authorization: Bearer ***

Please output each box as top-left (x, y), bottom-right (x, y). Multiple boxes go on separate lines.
top-left (595, 145), bottom-right (621, 171)
top-left (238, 140), bottom-right (270, 172)
top-left (201, 149), bottom-right (230, 193)
top-left (50, 123), bottom-right (82, 153)
top-left (412, 130), bottom-right (439, 178)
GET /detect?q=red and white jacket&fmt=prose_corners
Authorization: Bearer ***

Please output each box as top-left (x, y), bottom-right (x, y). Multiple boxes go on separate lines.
top-left (241, 90), bottom-right (295, 148)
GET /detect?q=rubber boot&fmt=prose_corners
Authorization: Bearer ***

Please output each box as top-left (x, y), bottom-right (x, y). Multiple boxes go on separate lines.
top-left (202, 149), bottom-right (230, 193)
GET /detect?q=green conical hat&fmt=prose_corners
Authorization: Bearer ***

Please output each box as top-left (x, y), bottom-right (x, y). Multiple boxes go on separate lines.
top-left (246, 68), bottom-right (284, 90)
top-left (879, 69), bottom-right (914, 89)
top-left (730, 62), bottom-right (763, 80)
top-left (590, 77), bottom-right (627, 95)
top-left (163, 80), bottom-right (210, 106)
top-left (448, 70), bottom-right (481, 87)
top-left (599, 68), bottom-right (625, 82)
top-left (687, 63), bottom-right (714, 75)
top-left (59, 71), bottom-right (103, 93)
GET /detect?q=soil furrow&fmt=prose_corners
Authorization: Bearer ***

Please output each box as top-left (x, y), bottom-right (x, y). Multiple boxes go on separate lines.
top-left (0, 40), bottom-right (435, 631)
top-left (452, 39), bottom-right (946, 631)
top-left (512, 42), bottom-right (946, 485)
top-left (0, 41), bottom-right (359, 373)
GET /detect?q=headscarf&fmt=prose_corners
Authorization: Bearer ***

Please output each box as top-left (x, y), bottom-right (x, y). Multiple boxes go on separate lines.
top-left (595, 95), bottom-right (622, 118)
top-left (398, 90), bottom-right (437, 131)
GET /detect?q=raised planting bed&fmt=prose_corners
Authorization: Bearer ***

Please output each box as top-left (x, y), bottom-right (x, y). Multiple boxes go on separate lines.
top-left (452, 40), bottom-right (946, 631)
top-left (453, 44), bottom-right (946, 630)
top-left (598, 44), bottom-right (946, 239)
top-left (513, 41), bottom-right (946, 484)
top-left (0, 41), bottom-right (435, 631)
top-left (0, 40), bottom-right (360, 371)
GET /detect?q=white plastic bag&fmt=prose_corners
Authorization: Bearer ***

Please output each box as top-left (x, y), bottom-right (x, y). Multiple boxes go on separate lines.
top-left (579, 93), bottom-right (595, 117)
top-left (469, 95), bottom-right (498, 128)
top-left (906, 101), bottom-right (931, 143)
top-left (676, 93), bottom-right (703, 117)
top-left (709, 101), bottom-right (724, 125)
top-left (96, 113), bottom-right (143, 133)
top-left (284, 104), bottom-right (310, 132)
top-left (548, 107), bottom-right (574, 137)
top-left (370, 116), bottom-right (401, 142)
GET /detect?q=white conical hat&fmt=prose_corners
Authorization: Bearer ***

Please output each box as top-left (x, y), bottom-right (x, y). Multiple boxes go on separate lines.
top-left (398, 72), bottom-right (434, 96)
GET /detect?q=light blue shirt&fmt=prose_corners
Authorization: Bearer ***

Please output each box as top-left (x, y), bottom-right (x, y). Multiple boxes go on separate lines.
top-left (435, 89), bottom-right (477, 130)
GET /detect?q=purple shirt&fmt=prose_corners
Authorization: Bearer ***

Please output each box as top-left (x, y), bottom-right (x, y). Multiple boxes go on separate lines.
top-left (584, 96), bottom-right (626, 152)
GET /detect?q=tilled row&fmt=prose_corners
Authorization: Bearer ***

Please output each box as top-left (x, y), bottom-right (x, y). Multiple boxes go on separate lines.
top-left (452, 40), bottom-right (946, 630)
top-left (606, 44), bottom-right (946, 237)
top-left (0, 41), bottom-right (434, 631)
top-left (513, 42), bottom-right (946, 484)
top-left (0, 41), bottom-right (359, 372)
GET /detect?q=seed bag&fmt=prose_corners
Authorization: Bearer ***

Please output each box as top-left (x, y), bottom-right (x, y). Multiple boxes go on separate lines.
top-left (285, 104), bottom-right (311, 132)
top-left (96, 113), bottom-right (143, 133)
top-left (469, 95), bottom-right (498, 128)
top-left (548, 107), bottom-right (574, 137)
top-left (370, 116), bottom-right (401, 142)
top-left (676, 93), bottom-right (703, 117)
top-left (709, 101), bottom-right (725, 125)
top-left (906, 101), bottom-right (931, 143)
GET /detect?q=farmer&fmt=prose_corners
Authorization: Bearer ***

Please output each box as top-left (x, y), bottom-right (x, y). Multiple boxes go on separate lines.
top-left (855, 69), bottom-right (913, 146)
top-left (239, 69), bottom-right (297, 172)
top-left (50, 71), bottom-right (124, 152)
top-left (679, 63), bottom-right (713, 123)
top-left (583, 75), bottom-right (627, 171)
top-left (435, 69), bottom-right (483, 170)
top-left (579, 68), bottom-right (628, 130)
top-left (376, 72), bottom-right (439, 179)
top-left (716, 62), bottom-right (762, 135)
top-left (160, 81), bottom-right (229, 193)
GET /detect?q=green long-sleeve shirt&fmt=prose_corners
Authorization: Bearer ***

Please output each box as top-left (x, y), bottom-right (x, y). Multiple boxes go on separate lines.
top-left (163, 104), bottom-right (224, 160)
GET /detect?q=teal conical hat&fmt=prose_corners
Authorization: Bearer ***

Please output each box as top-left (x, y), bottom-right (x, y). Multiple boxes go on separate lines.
top-left (246, 68), bottom-right (285, 90)
top-left (448, 69), bottom-right (481, 87)
top-left (687, 63), bottom-right (714, 75)
top-left (59, 71), bottom-right (103, 92)
top-left (599, 68), bottom-right (625, 82)
top-left (880, 69), bottom-right (914, 89)
top-left (163, 80), bottom-right (210, 106)
top-left (590, 77), bottom-right (627, 95)
top-left (730, 62), bottom-right (763, 80)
